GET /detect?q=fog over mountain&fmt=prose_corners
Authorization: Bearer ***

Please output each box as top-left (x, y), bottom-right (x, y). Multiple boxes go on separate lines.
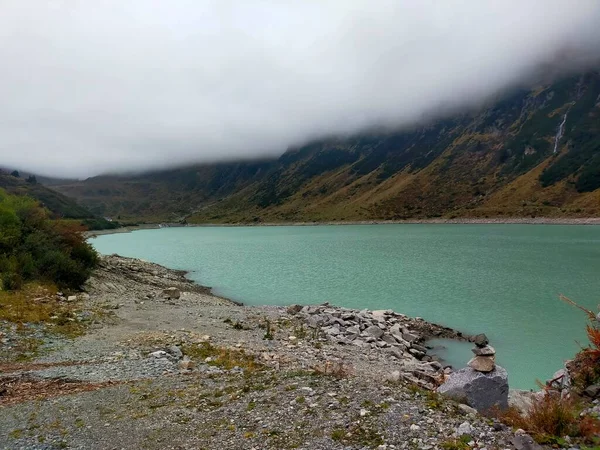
top-left (1, 0), bottom-right (600, 178)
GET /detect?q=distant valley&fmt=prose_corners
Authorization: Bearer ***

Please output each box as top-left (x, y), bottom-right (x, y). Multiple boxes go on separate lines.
top-left (0, 171), bottom-right (116, 230)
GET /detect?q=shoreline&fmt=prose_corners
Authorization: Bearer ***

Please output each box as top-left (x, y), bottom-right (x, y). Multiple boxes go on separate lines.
top-left (0, 255), bottom-right (562, 448)
top-left (89, 253), bottom-right (464, 344)
top-left (85, 216), bottom-right (600, 237)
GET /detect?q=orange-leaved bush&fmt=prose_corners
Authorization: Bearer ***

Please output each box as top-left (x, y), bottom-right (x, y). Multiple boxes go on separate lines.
top-left (498, 393), bottom-right (600, 445)
top-left (560, 295), bottom-right (600, 390)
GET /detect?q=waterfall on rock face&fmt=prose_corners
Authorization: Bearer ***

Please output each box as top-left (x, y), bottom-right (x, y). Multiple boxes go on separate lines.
top-left (553, 113), bottom-right (568, 154)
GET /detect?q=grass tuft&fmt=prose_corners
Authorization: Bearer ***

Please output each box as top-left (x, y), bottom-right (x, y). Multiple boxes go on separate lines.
top-left (440, 435), bottom-right (471, 450)
top-left (181, 342), bottom-right (264, 373)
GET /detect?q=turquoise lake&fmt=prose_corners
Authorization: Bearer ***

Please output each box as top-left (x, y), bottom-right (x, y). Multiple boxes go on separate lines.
top-left (91, 224), bottom-right (600, 389)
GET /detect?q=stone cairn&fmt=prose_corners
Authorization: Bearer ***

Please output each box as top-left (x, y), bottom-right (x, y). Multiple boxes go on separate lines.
top-left (467, 333), bottom-right (496, 373)
top-left (438, 332), bottom-right (509, 413)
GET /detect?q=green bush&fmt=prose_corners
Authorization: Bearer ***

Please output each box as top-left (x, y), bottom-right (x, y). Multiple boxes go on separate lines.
top-left (0, 189), bottom-right (98, 290)
top-left (2, 271), bottom-right (22, 291)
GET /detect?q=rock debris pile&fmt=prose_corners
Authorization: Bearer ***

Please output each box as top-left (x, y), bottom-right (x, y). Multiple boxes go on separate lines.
top-left (289, 304), bottom-right (466, 390)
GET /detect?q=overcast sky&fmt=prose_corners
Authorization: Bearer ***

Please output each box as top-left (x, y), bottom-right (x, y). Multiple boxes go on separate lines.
top-left (1, 1), bottom-right (600, 178)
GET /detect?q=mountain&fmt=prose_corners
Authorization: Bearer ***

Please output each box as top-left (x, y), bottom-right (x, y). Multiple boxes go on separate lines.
top-left (0, 171), bottom-right (117, 230)
top-left (48, 71), bottom-right (600, 223)
top-left (49, 161), bottom-right (274, 222)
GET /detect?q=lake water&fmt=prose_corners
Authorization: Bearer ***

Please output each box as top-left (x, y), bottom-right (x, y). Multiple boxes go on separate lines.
top-left (91, 224), bottom-right (600, 389)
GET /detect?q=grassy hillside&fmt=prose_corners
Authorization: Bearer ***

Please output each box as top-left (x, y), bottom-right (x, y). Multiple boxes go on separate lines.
top-left (50, 161), bottom-right (273, 223)
top-left (48, 71), bottom-right (600, 223)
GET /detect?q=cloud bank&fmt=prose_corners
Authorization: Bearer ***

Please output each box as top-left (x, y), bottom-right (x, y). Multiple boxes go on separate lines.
top-left (1, 0), bottom-right (600, 178)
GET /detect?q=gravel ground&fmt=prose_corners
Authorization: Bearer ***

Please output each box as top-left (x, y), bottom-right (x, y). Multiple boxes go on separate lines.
top-left (1, 372), bottom-right (520, 450)
top-left (0, 255), bottom-right (540, 449)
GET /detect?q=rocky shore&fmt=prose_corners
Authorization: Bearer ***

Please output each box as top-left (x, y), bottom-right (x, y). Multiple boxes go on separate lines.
top-left (0, 255), bottom-right (564, 449)
top-left (201, 217), bottom-right (600, 226)
top-left (84, 217), bottom-right (600, 238)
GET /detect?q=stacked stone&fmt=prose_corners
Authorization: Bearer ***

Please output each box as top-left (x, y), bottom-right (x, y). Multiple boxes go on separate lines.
top-left (467, 334), bottom-right (496, 373)
top-left (439, 333), bottom-right (508, 412)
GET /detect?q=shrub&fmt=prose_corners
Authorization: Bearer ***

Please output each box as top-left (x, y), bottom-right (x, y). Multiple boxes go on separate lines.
top-left (498, 393), bottom-right (599, 445)
top-left (2, 271), bottom-right (22, 291)
top-left (559, 295), bottom-right (600, 389)
top-left (521, 394), bottom-right (578, 440)
top-left (0, 189), bottom-right (98, 290)
top-left (568, 326), bottom-right (600, 389)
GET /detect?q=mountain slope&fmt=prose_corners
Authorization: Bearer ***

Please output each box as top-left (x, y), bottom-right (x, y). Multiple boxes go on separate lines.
top-left (49, 71), bottom-right (600, 223)
top-left (0, 171), bottom-right (117, 229)
top-left (50, 161), bottom-right (273, 222)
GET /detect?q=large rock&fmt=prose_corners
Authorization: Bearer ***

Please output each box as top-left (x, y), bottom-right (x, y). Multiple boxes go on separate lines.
top-left (456, 421), bottom-right (473, 436)
top-left (468, 355), bottom-right (495, 372)
top-left (168, 345), bottom-right (183, 359)
top-left (345, 325), bottom-right (360, 335)
top-left (381, 333), bottom-right (397, 345)
top-left (472, 333), bottom-right (489, 347)
top-left (364, 325), bottom-right (384, 339)
top-left (508, 389), bottom-right (537, 414)
top-left (548, 368), bottom-right (571, 390)
top-left (371, 310), bottom-right (389, 319)
top-left (386, 347), bottom-right (405, 360)
top-left (307, 315), bottom-right (325, 328)
top-left (162, 287), bottom-right (180, 299)
top-left (389, 323), bottom-right (402, 335)
top-left (438, 366), bottom-right (509, 413)
top-left (511, 433), bottom-right (543, 450)
top-left (286, 304), bottom-right (303, 315)
top-left (584, 384), bottom-right (600, 398)
top-left (472, 345), bottom-right (495, 356)
top-left (402, 332), bottom-right (418, 343)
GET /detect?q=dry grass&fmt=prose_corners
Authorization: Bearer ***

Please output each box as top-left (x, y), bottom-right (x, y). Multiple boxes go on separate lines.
top-left (440, 435), bottom-right (471, 450)
top-left (0, 360), bottom-right (87, 373)
top-left (0, 283), bottom-right (86, 337)
top-left (497, 393), bottom-right (600, 445)
top-left (559, 295), bottom-right (597, 321)
top-left (330, 417), bottom-right (384, 448)
top-left (181, 342), bottom-right (264, 374)
top-left (569, 342), bottom-right (600, 390)
top-left (0, 283), bottom-right (92, 363)
top-left (559, 295), bottom-right (600, 390)
top-left (0, 283), bottom-right (59, 323)
top-left (0, 374), bottom-right (118, 406)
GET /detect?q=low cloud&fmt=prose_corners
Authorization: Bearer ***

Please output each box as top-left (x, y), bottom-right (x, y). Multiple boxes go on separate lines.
top-left (1, 0), bottom-right (600, 177)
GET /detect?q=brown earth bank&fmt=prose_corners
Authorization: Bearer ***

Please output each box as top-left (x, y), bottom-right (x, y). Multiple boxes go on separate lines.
top-left (0, 255), bottom-right (581, 449)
